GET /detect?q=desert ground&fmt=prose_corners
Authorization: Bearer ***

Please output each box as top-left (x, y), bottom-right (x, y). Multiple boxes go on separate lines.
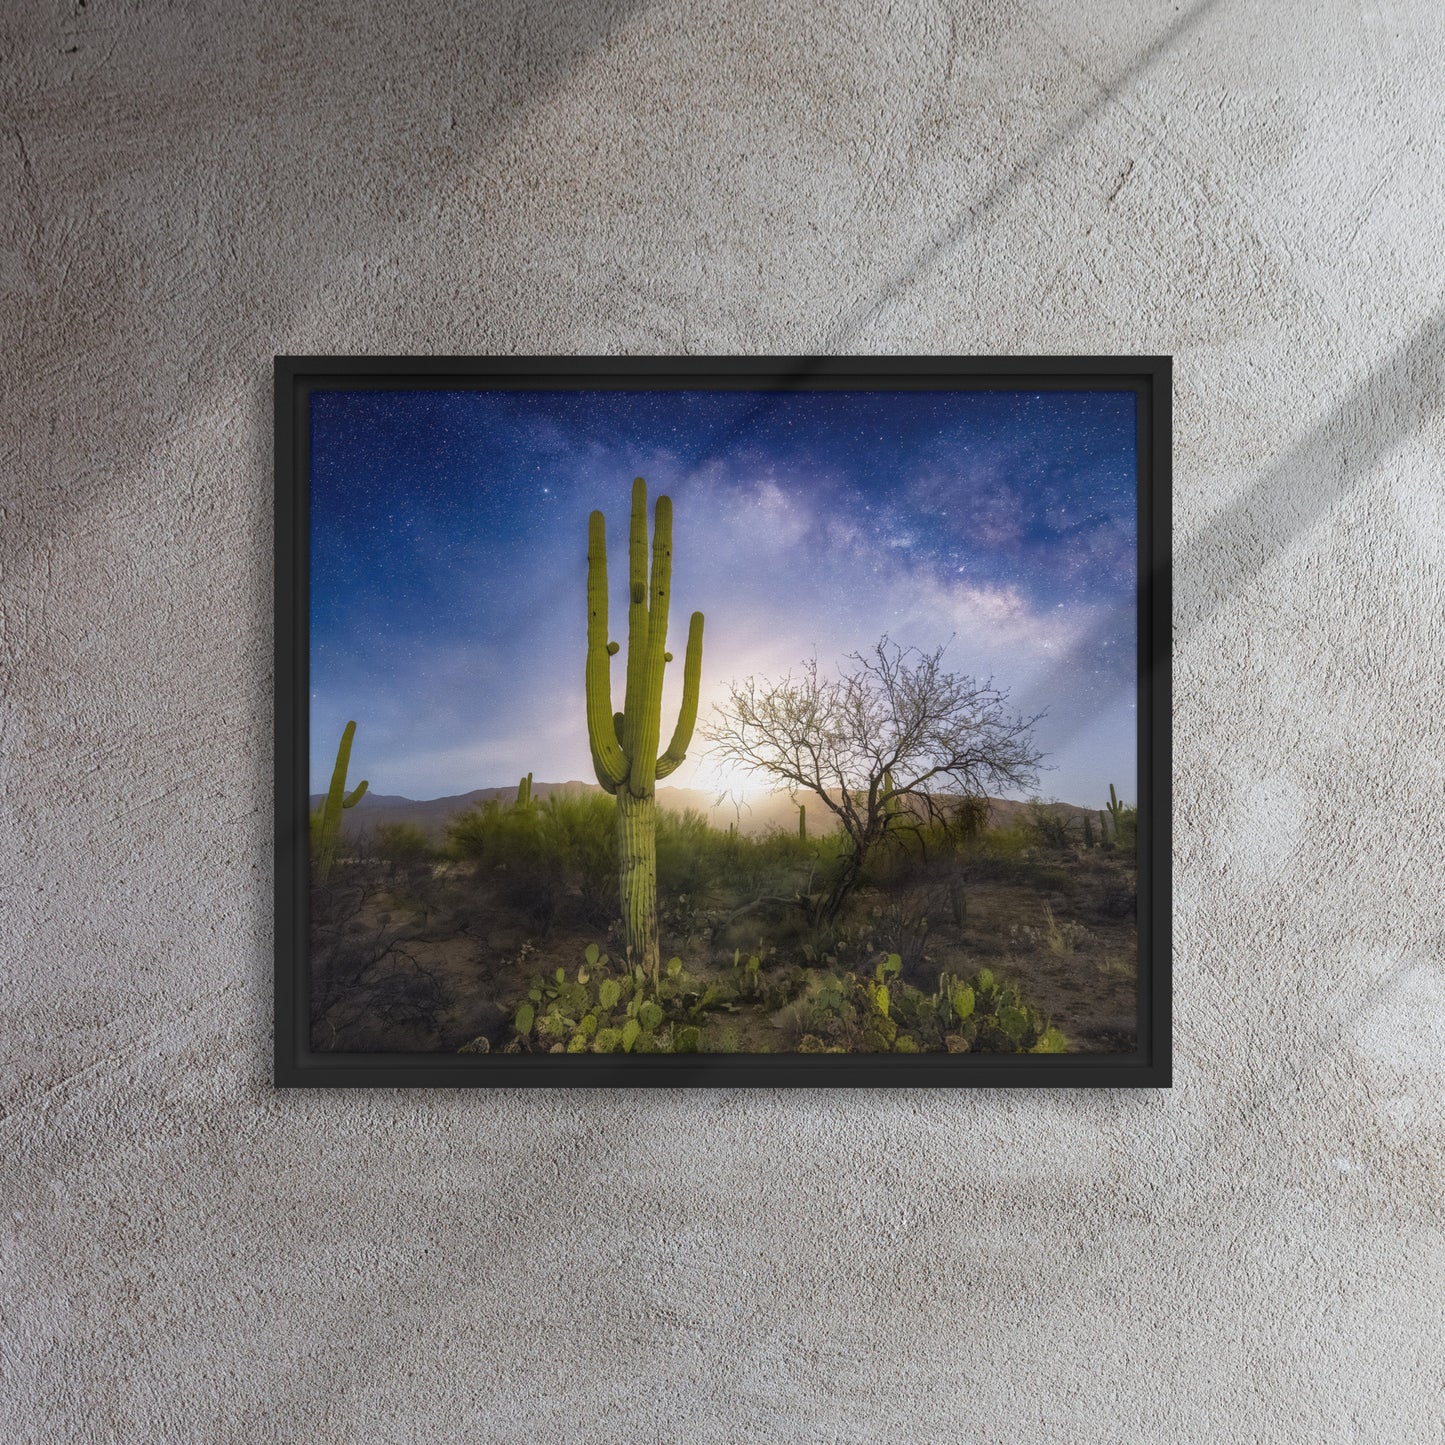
top-left (309, 785), bottom-right (1137, 1056)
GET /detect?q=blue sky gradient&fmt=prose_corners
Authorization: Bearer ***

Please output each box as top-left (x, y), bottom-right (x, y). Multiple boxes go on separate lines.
top-left (310, 387), bottom-right (1138, 807)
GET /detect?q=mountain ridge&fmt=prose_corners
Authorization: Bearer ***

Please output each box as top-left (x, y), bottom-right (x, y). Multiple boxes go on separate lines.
top-left (308, 779), bottom-right (1107, 840)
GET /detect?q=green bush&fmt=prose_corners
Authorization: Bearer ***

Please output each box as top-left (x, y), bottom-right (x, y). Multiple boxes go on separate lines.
top-left (655, 808), bottom-right (719, 898)
top-left (1023, 800), bottom-right (1076, 851)
top-left (374, 822), bottom-right (434, 867)
top-left (447, 793), bottom-right (617, 928)
top-left (451, 791), bottom-right (865, 933)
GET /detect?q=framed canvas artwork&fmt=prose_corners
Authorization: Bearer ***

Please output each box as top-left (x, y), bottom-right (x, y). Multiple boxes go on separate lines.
top-left (275, 356), bottom-right (1171, 1086)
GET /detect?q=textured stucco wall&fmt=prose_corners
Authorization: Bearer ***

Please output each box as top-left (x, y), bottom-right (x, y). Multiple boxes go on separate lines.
top-left (3, 1), bottom-right (1443, 1440)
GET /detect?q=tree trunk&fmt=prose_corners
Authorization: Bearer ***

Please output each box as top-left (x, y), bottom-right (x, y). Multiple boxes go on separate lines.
top-left (616, 788), bottom-right (659, 980)
top-left (949, 872), bottom-right (967, 930)
top-left (819, 844), bottom-right (867, 925)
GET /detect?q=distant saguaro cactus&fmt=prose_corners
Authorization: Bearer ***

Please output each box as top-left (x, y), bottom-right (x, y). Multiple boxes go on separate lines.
top-left (798, 802), bottom-right (807, 842)
top-left (1103, 783), bottom-right (1125, 848)
top-left (516, 772), bottom-right (533, 807)
top-left (1103, 782), bottom-right (1136, 853)
top-left (585, 478), bottom-right (705, 980)
top-left (314, 720), bottom-right (368, 883)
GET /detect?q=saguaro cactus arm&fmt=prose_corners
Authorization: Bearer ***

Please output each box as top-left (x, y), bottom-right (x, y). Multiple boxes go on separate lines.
top-left (655, 610), bottom-right (704, 779)
top-left (628, 489), bottom-right (673, 794)
top-left (585, 511), bottom-right (629, 793)
top-left (324, 722), bottom-right (367, 820)
top-left (621, 478), bottom-right (651, 762)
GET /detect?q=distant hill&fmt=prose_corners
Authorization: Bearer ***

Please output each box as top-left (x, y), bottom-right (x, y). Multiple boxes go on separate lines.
top-left (308, 779), bottom-right (1105, 841)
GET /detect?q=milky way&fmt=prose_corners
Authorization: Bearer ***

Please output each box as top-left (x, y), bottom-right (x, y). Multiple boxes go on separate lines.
top-left (309, 387), bottom-right (1138, 807)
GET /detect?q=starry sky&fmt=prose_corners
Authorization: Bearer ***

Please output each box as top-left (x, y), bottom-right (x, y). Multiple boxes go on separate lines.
top-left (310, 387), bottom-right (1138, 807)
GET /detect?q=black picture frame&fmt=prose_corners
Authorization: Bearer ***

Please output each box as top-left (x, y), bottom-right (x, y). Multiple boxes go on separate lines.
top-left (275, 355), bottom-right (1171, 1088)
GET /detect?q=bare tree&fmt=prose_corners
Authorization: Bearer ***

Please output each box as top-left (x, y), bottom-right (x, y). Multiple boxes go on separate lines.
top-left (703, 638), bottom-right (1044, 921)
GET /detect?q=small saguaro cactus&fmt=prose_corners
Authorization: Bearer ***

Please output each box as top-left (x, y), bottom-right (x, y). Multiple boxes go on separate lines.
top-left (798, 802), bottom-right (807, 842)
top-left (516, 772), bottom-right (533, 807)
top-left (1105, 783), bottom-right (1125, 835)
top-left (1104, 782), bottom-right (1136, 852)
top-left (585, 477), bottom-right (705, 981)
top-left (313, 720), bottom-right (368, 883)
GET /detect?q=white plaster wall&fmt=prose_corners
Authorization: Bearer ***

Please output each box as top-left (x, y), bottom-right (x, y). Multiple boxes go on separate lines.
top-left (3, 1), bottom-right (1442, 1439)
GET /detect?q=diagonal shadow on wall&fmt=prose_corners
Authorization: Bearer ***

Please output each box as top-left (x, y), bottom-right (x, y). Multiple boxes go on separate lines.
top-left (1014, 306), bottom-right (1445, 750)
top-left (819, 0), bottom-right (1229, 351)
top-left (651, 0), bottom-right (1230, 597)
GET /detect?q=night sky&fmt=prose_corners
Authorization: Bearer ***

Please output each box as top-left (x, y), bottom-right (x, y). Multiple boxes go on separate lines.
top-left (310, 387), bottom-right (1137, 807)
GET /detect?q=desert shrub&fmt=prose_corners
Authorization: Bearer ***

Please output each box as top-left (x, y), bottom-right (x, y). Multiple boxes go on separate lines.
top-left (447, 793), bottom-right (617, 930)
top-left (871, 798), bottom-right (990, 868)
top-left (1074, 853), bottom-right (1137, 921)
top-left (536, 793), bottom-right (617, 921)
top-left (1024, 799), bottom-right (1077, 851)
top-left (867, 889), bottom-right (933, 975)
top-left (374, 822), bottom-right (434, 867)
top-left (978, 819), bottom-right (1032, 859)
top-left (447, 798), bottom-right (527, 867)
top-left (1026, 864), bottom-right (1077, 895)
top-left (656, 808), bottom-right (721, 899)
top-left (718, 826), bottom-right (833, 910)
top-left (1096, 953), bottom-right (1135, 984)
top-left (962, 846), bottom-right (1076, 896)
top-left (1007, 903), bottom-right (1092, 956)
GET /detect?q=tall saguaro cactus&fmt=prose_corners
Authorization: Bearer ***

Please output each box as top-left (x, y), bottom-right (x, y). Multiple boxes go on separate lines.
top-left (314, 720), bottom-right (368, 883)
top-left (798, 803), bottom-right (807, 842)
top-left (586, 478), bottom-right (704, 980)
